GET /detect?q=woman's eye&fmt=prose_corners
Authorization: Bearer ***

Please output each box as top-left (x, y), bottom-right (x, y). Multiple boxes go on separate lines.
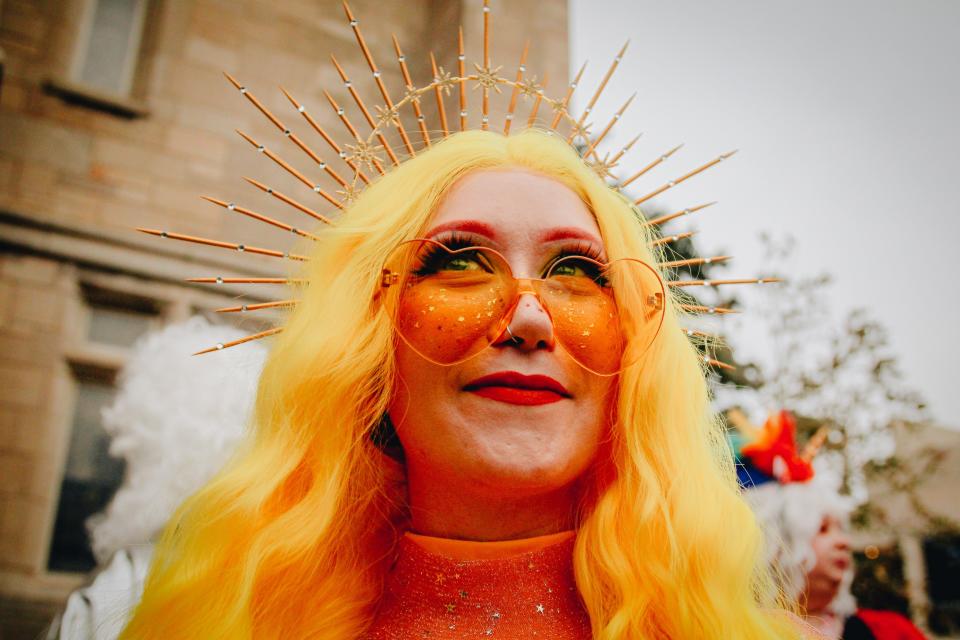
top-left (552, 262), bottom-right (586, 277)
top-left (550, 258), bottom-right (605, 283)
top-left (443, 256), bottom-right (482, 271)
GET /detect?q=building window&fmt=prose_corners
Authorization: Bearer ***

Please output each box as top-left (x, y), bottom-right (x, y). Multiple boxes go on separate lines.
top-left (925, 535), bottom-right (960, 636)
top-left (47, 365), bottom-right (122, 573)
top-left (83, 283), bottom-right (162, 348)
top-left (70, 0), bottom-right (149, 98)
top-left (47, 285), bottom-right (161, 573)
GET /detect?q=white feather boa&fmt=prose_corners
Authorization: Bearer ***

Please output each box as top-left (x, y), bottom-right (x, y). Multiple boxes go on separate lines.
top-left (86, 317), bottom-right (266, 564)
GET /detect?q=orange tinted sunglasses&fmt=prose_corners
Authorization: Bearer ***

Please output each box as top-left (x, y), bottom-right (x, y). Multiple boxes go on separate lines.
top-left (380, 238), bottom-right (665, 376)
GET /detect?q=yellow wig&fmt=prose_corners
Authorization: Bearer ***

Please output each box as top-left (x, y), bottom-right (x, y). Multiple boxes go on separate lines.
top-left (122, 130), bottom-right (799, 639)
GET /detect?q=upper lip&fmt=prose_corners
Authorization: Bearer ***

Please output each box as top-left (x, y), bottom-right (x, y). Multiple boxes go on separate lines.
top-left (464, 371), bottom-right (570, 396)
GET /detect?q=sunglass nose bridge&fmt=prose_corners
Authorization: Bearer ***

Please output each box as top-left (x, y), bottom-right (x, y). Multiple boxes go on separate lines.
top-left (515, 278), bottom-right (538, 296)
top-left (514, 279), bottom-right (552, 316)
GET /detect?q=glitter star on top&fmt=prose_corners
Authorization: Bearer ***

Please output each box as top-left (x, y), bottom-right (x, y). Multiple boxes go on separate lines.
top-left (365, 532), bottom-right (590, 639)
top-left (474, 63), bottom-right (504, 93)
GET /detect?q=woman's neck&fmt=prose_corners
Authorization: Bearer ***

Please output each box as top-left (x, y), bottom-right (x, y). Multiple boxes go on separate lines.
top-left (367, 529), bottom-right (591, 639)
top-left (405, 465), bottom-right (579, 540)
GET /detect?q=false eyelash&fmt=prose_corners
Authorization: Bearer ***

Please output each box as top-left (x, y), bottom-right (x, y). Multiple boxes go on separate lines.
top-left (552, 240), bottom-right (606, 264)
top-left (414, 232), bottom-right (490, 275)
top-left (431, 230), bottom-right (488, 250)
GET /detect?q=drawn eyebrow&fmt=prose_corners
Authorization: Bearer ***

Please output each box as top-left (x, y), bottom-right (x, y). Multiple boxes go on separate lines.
top-left (423, 220), bottom-right (499, 241)
top-left (538, 226), bottom-right (603, 246)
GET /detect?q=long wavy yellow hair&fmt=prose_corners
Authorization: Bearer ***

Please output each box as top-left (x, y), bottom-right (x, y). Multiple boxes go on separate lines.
top-left (121, 130), bottom-right (798, 639)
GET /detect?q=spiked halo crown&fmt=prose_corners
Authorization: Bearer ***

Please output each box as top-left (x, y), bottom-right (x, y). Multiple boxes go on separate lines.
top-left (137, 0), bottom-right (778, 363)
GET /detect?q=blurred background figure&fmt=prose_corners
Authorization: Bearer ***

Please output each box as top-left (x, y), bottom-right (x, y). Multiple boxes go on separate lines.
top-left (733, 409), bottom-right (928, 639)
top-left (44, 317), bottom-right (265, 639)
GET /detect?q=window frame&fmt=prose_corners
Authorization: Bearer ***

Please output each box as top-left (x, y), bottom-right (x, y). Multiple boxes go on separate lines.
top-left (68, 0), bottom-right (150, 99)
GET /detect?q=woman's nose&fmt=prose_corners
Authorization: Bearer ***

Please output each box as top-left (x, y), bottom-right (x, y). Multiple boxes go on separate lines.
top-left (834, 532), bottom-right (851, 551)
top-left (496, 292), bottom-right (555, 351)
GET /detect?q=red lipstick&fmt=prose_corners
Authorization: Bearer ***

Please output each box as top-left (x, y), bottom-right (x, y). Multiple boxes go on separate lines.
top-left (463, 371), bottom-right (570, 406)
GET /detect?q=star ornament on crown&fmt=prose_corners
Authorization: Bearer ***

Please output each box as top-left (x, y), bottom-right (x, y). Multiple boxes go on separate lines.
top-left (137, 0), bottom-right (780, 360)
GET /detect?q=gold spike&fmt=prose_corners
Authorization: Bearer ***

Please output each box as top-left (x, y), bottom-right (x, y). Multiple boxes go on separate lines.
top-left (550, 62), bottom-right (586, 129)
top-left (137, 228), bottom-right (309, 261)
top-left (481, 0), bottom-right (491, 130)
top-left (482, 0), bottom-right (491, 69)
top-left (323, 91), bottom-right (386, 175)
top-left (201, 196), bottom-right (320, 241)
top-left (680, 304), bottom-right (738, 315)
top-left (322, 91), bottom-right (361, 139)
top-left (608, 133), bottom-right (642, 167)
top-left (801, 425), bottom-right (830, 463)
top-left (648, 230), bottom-right (696, 248)
top-left (330, 55), bottom-right (401, 166)
top-left (281, 87), bottom-right (371, 185)
top-left (188, 277), bottom-right (306, 285)
top-left (727, 408), bottom-right (761, 438)
top-left (669, 277), bottom-right (782, 288)
top-left (243, 177), bottom-right (334, 225)
top-left (682, 328), bottom-right (718, 340)
top-left (526, 72), bottom-right (549, 127)
top-left (429, 52), bottom-right (450, 138)
top-left (503, 41), bottom-right (530, 135)
top-left (236, 130), bottom-right (344, 209)
top-left (644, 201), bottom-right (717, 227)
top-left (342, 1), bottom-right (416, 157)
top-left (620, 144), bottom-right (683, 188)
top-left (635, 150), bottom-right (738, 206)
top-left (581, 93), bottom-right (635, 154)
top-left (223, 72), bottom-right (283, 129)
top-left (392, 35), bottom-right (431, 149)
top-left (704, 357), bottom-right (735, 371)
top-left (194, 327), bottom-right (283, 356)
top-left (659, 255), bottom-right (731, 269)
top-left (216, 299), bottom-right (298, 313)
top-left (223, 73), bottom-right (348, 188)
top-left (458, 27), bottom-right (467, 131)
top-left (575, 40), bottom-right (629, 130)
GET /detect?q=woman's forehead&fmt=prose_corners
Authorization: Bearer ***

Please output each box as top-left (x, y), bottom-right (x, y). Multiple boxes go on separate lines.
top-left (429, 168), bottom-right (601, 242)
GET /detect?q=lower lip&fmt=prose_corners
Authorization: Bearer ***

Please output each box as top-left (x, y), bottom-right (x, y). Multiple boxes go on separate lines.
top-left (468, 386), bottom-right (566, 405)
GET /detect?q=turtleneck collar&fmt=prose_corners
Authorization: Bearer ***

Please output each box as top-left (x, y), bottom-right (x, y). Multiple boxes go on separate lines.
top-left (365, 531), bottom-right (591, 639)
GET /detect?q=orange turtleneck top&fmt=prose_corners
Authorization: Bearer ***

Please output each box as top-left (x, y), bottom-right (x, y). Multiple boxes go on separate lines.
top-left (365, 530), bottom-right (591, 639)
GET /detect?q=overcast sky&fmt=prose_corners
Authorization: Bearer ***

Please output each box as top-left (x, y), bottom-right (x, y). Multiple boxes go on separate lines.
top-left (570, 0), bottom-right (960, 428)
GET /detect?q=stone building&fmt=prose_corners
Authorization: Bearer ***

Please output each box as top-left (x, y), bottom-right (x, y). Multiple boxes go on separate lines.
top-left (0, 0), bottom-right (567, 635)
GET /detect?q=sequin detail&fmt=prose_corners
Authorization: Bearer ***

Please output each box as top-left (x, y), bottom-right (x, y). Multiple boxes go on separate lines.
top-left (365, 534), bottom-right (590, 638)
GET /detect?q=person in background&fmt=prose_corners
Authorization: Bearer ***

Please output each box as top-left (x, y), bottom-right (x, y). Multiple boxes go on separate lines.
top-left (47, 317), bottom-right (265, 640)
top-left (732, 409), bottom-right (927, 640)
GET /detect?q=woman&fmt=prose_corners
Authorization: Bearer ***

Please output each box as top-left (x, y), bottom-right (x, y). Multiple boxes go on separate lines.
top-left (120, 130), bottom-right (805, 638)
top-left (747, 478), bottom-right (926, 640)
